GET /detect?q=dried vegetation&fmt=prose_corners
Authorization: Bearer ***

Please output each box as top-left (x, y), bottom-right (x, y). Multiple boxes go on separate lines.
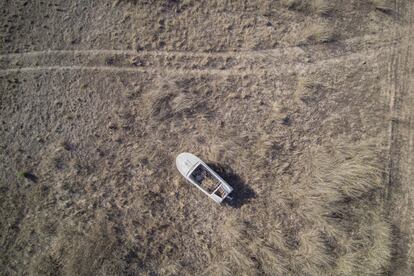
top-left (0, 0), bottom-right (408, 275)
top-left (211, 142), bottom-right (392, 275)
top-left (371, 0), bottom-right (395, 13)
top-left (299, 23), bottom-right (337, 44)
top-left (282, 0), bottom-right (332, 15)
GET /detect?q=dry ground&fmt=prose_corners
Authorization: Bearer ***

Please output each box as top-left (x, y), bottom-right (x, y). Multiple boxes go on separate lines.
top-left (0, 0), bottom-right (413, 275)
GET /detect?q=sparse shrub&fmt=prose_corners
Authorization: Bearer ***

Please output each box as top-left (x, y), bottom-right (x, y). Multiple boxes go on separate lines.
top-left (299, 23), bottom-right (337, 44)
top-left (16, 171), bottom-right (25, 179)
top-left (158, 261), bottom-right (183, 275)
top-left (282, 0), bottom-right (332, 15)
top-left (149, 90), bottom-right (207, 120)
top-left (202, 262), bottom-right (232, 276)
top-left (17, 171), bottom-right (38, 183)
top-left (296, 75), bottom-right (324, 101)
top-left (295, 75), bottom-right (328, 105)
top-left (282, 0), bottom-right (309, 11)
top-left (30, 254), bottom-right (62, 276)
top-left (149, 90), bottom-right (175, 120)
top-left (312, 0), bottom-right (332, 15)
top-left (298, 76), bottom-right (318, 90)
top-left (228, 247), bottom-right (256, 272)
top-left (170, 92), bottom-right (206, 117)
top-left (371, 0), bottom-right (394, 13)
top-left (268, 101), bottom-right (291, 124)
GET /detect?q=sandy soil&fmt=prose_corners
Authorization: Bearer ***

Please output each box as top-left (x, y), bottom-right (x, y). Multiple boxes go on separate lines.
top-left (1, 0), bottom-right (413, 275)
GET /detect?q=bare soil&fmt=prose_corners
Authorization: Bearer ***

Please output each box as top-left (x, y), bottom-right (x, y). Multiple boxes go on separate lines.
top-left (1, 0), bottom-right (413, 275)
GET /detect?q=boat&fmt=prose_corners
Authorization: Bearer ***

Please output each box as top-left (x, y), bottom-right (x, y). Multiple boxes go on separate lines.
top-left (176, 152), bottom-right (233, 204)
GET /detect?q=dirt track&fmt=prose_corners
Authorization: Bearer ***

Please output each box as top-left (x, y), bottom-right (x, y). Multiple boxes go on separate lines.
top-left (0, 32), bottom-right (406, 75)
top-left (385, 0), bottom-right (414, 274)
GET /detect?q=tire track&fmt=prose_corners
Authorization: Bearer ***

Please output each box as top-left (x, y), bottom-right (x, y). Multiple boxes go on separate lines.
top-left (0, 65), bottom-right (254, 76)
top-left (0, 29), bottom-right (408, 77)
top-left (0, 28), bottom-right (409, 60)
top-left (386, 0), bottom-right (414, 274)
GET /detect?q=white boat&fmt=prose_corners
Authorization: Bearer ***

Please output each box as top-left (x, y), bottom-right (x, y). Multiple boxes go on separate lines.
top-left (176, 152), bottom-right (233, 204)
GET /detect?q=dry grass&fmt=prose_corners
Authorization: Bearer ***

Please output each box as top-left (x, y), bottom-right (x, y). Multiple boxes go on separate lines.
top-left (282, 0), bottom-right (333, 15)
top-left (295, 75), bottom-right (324, 102)
top-left (191, 141), bottom-right (391, 275)
top-left (311, 144), bottom-right (384, 199)
top-left (371, 0), bottom-right (394, 13)
top-left (1, 0), bottom-right (407, 274)
top-left (0, 81), bottom-right (396, 275)
top-left (282, 0), bottom-right (309, 11)
top-left (304, 143), bottom-right (392, 275)
top-left (312, 0), bottom-right (332, 15)
top-left (27, 211), bottom-right (125, 275)
top-left (299, 23), bottom-right (337, 44)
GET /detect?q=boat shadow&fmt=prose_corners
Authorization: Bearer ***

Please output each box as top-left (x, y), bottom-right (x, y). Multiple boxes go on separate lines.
top-left (207, 162), bottom-right (256, 208)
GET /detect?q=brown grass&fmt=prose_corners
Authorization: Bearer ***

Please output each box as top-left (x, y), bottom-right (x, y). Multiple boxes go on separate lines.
top-left (282, 0), bottom-right (333, 15)
top-left (282, 0), bottom-right (309, 11)
top-left (304, 143), bottom-right (392, 275)
top-left (312, 0), bottom-right (332, 15)
top-left (299, 23), bottom-right (337, 44)
top-left (195, 141), bottom-right (391, 275)
top-left (0, 0), bottom-right (406, 274)
top-left (371, 0), bottom-right (394, 13)
top-left (311, 144), bottom-right (384, 199)
top-left (28, 211), bottom-right (125, 275)
top-left (0, 70), bottom-right (394, 276)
